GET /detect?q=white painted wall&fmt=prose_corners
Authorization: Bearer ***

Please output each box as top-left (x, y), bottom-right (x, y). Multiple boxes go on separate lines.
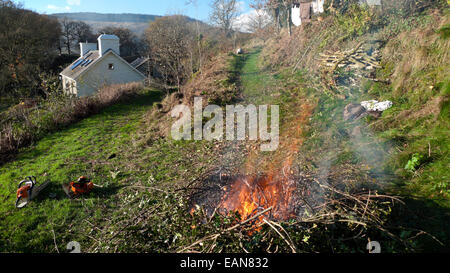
top-left (75, 53), bottom-right (144, 97)
top-left (98, 35), bottom-right (120, 57)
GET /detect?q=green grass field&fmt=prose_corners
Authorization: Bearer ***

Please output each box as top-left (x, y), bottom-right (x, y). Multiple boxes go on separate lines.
top-left (0, 45), bottom-right (447, 252)
top-left (0, 90), bottom-right (164, 252)
top-left (0, 86), bottom-right (226, 252)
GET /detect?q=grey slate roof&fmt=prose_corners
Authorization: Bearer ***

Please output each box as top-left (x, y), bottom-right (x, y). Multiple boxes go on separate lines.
top-left (130, 57), bottom-right (149, 69)
top-left (60, 50), bottom-right (100, 79)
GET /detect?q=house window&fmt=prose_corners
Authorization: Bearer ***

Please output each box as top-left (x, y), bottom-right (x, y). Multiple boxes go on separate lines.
top-left (108, 63), bottom-right (115, 70)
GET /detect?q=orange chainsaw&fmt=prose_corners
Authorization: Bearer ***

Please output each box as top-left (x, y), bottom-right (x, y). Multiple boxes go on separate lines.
top-left (63, 176), bottom-right (94, 198)
top-left (15, 176), bottom-right (50, 209)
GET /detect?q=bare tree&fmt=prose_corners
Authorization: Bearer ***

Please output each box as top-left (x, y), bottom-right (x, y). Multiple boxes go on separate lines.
top-left (248, 0), bottom-right (272, 38)
top-left (146, 15), bottom-right (196, 89)
top-left (98, 27), bottom-right (143, 57)
top-left (266, 0), bottom-right (282, 33)
top-left (259, 0), bottom-right (297, 36)
top-left (0, 0), bottom-right (61, 97)
top-left (209, 0), bottom-right (240, 37)
top-left (61, 18), bottom-right (76, 55)
top-left (72, 21), bottom-right (95, 44)
top-left (280, 0), bottom-right (294, 36)
top-left (61, 20), bottom-right (96, 55)
top-left (186, 0), bottom-right (204, 74)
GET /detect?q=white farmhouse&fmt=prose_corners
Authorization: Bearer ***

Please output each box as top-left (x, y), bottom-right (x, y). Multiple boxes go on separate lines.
top-left (60, 34), bottom-right (146, 97)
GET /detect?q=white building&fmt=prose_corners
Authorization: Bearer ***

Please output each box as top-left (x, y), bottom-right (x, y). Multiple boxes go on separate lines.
top-left (292, 0), bottom-right (325, 27)
top-left (60, 34), bottom-right (146, 97)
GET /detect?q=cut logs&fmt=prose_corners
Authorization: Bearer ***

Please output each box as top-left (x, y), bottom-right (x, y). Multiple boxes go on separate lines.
top-left (319, 43), bottom-right (382, 72)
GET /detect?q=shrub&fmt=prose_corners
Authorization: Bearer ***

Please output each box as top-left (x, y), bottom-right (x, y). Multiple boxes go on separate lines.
top-left (405, 153), bottom-right (424, 172)
top-left (334, 3), bottom-right (376, 39)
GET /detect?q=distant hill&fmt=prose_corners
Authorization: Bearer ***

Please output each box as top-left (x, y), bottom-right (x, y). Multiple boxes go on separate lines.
top-left (51, 12), bottom-right (194, 35)
top-left (51, 12), bottom-right (161, 23)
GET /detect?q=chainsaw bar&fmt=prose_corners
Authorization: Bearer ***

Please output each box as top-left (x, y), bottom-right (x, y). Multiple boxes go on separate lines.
top-left (15, 181), bottom-right (50, 209)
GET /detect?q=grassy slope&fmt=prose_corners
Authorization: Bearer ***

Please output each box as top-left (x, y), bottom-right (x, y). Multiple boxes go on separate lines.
top-left (239, 48), bottom-right (278, 104)
top-left (0, 89), bottom-right (224, 252)
top-left (0, 90), bottom-right (163, 251)
top-left (371, 10), bottom-right (450, 203)
top-left (0, 33), bottom-right (447, 252)
top-left (253, 3), bottom-right (450, 251)
top-left (0, 89), bottom-right (220, 252)
top-left (307, 11), bottom-right (449, 251)
top-left (367, 10), bottom-right (450, 250)
top-left (236, 49), bottom-right (412, 253)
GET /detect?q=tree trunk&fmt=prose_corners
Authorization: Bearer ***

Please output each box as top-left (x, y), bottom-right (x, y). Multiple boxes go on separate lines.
top-left (287, 7), bottom-right (292, 36)
top-left (198, 40), bottom-right (202, 75)
top-left (66, 40), bottom-right (71, 55)
top-left (273, 8), bottom-right (280, 33)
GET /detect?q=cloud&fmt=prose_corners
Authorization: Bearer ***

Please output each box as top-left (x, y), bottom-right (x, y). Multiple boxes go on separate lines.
top-left (67, 0), bottom-right (81, 5)
top-left (236, 1), bottom-right (246, 13)
top-left (47, 5), bottom-right (71, 12)
top-left (47, 0), bottom-right (81, 13)
top-left (233, 9), bottom-right (271, 33)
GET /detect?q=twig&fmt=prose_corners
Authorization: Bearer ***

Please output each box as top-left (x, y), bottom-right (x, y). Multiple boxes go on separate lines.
top-left (51, 227), bottom-right (59, 254)
top-left (126, 185), bottom-right (169, 194)
top-left (338, 219), bottom-right (367, 226)
top-left (225, 206), bottom-right (273, 232)
top-left (84, 219), bottom-right (103, 232)
top-left (394, 226), bottom-right (444, 246)
top-left (332, 42), bottom-right (364, 72)
top-left (362, 190), bottom-right (371, 219)
top-left (293, 26), bottom-right (330, 72)
top-left (178, 207), bottom-right (273, 253)
top-left (263, 219), bottom-right (297, 253)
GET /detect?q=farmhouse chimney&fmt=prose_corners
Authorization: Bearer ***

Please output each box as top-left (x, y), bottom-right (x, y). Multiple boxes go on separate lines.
top-left (80, 42), bottom-right (97, 57)
top-left (98, 34), bottom-right (120, 57)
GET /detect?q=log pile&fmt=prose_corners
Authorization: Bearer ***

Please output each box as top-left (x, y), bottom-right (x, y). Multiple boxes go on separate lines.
top-left (318, 43), bottom-right (381, 72)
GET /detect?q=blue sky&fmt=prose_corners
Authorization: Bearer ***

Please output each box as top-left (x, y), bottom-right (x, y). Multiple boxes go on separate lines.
top-left (16, 0), bottom-right (252, 22)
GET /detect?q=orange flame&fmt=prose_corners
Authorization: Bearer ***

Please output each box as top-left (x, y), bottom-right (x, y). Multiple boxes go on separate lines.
top-left (220, 103), bottom-right (314, 227)
top-left (220, 174), bottom-right (297, 225)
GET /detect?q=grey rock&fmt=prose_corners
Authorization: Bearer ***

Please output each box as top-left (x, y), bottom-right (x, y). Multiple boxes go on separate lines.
top-left (343, 103), bottom-right (366, 121)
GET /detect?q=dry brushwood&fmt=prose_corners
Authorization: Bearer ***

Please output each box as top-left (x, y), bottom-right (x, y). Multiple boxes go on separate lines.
top-left (178, 207), bottom-right (274, 253)
top-left (176, 173), bottom-right (418, 253)
top-left (318, 42), bottom-right (382, 73)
